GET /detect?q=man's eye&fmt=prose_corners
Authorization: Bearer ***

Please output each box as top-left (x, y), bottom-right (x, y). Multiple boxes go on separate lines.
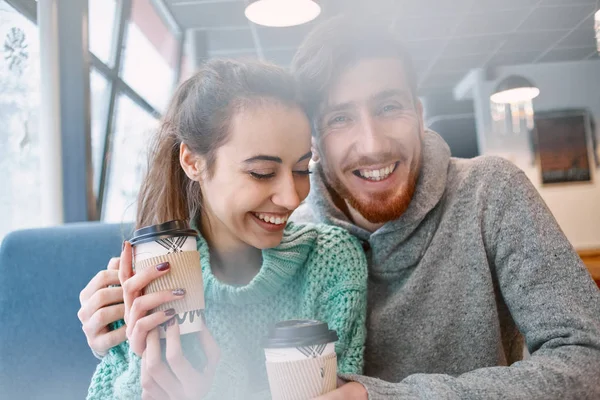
top-left (250, 172), bottom-right (275, 180)
top-left (329, 115), bottom-right (349, 125)
top-left (381, 104), bottom-right (401, 114)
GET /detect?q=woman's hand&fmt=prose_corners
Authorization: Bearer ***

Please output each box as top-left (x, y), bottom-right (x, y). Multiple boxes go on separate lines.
top-left (119, 241), bottom-right (187, 357)
top-left (141, 321), bottom-right (220, 400)
top-left (78, 256), bottom-right (126, 356)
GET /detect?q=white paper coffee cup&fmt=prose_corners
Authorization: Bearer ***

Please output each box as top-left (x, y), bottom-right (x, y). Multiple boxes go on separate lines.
top-left (264, 342), bottom-right (336, 362)
top-left (264, 320), bottom-right (338, 400)
top-left (133, 235), bottom-right (198, 263)
top-left (130, 220), bottom-right (205, 338)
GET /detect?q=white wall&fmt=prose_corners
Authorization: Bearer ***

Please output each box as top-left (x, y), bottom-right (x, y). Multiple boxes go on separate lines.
top-left (458, 60), bottom-right (600, 250)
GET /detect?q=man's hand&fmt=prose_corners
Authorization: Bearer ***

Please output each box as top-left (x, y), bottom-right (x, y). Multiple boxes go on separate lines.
top-left (313, 382), bottom-right (368, 400)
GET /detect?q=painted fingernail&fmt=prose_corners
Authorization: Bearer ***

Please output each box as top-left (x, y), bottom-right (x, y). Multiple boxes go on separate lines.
top-left (164, 308), bottom-right (176, 317)
top-left (172, 288), bottom-right (186, 296)
top-left (167, 317), bottom-right (177, 327)
top-left (156, 262), bottom-right (170, 272)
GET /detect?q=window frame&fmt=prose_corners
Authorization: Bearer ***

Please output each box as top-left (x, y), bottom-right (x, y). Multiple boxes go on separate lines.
top-left (91, 0), bottom-right (183, 219)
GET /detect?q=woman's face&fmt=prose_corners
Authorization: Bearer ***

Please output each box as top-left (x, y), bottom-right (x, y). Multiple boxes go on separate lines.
top-left (199, 101), bottom-right (312, 251)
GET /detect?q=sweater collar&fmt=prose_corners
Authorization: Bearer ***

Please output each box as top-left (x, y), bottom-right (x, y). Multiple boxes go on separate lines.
top-left (196, 223), bottom-right (318, 306)
top-left (307, 130), bottom-right (451, 243)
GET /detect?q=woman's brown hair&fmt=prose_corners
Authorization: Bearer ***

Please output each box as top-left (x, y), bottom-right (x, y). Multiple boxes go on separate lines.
top-left (135, 59), bottom-right (301, 229)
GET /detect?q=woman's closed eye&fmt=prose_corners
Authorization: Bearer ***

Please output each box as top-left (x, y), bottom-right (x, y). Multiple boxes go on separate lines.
top-left (250, 171), bottom-right (275, 180)
top-left (250, 169), bottom-right (311, 180)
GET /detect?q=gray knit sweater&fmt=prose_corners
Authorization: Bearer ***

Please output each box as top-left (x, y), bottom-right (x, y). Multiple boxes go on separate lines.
top-left (292, 130), bottom-right (600, 399)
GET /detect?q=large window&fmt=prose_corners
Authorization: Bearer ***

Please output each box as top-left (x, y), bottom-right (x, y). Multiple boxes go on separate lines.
top-left (89, 68), bottom-right (111, 197)
top-left (0, 0), bottom-right (41, 241)
top-left (88, 0), bottom-right (182, 222)
top-left (88, 0), bottom-right (118, 66)
top-left (121, 0), bottom-right (178, 113)
top-left (103, 94), bottom-right (158, 223)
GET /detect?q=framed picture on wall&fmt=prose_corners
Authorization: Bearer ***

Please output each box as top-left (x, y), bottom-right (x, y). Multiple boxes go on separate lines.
top-left (532, 109), bottom-right (595, 185)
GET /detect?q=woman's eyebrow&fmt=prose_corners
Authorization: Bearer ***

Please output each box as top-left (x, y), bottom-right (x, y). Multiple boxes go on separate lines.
top-left (298, 151), bottom-right (312, 162)
top-left (243, 155), bottom-right (282, 164)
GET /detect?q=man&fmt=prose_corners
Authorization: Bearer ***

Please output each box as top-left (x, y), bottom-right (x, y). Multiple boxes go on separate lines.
top-left (289, 16), bottom-right (600, 400)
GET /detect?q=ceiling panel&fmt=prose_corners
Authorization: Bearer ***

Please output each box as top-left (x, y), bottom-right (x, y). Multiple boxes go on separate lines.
top-left (433, 53), bottom-right (490, 73)
top-left (394, 16), bottom-right (458, 41)
top-left (394, 0), bottom-right (473, 18)
top-left (207, 28), bottom-right (254, 52)
top-left (499, 30), bottom-right (570, 52)
top-left (162, 0), bottom-right (600, 94)
top-left (540, 0), bottom-right (597, 5)
top-left (455, 9), bottom-right (530, 36)
top-left (516, 4), bottom-right (597, 31)
top-left (486, 50), bottom-right (543, 67)
top-left (556, 27), bottom-right (598, 48)
top-left (169, 2), bottom-right (248, 28)
top-left (470, 0), bottom-right (541, 12)
top-left (403, 39), bottom-right (445, 60)
top-left (442, 34), bottom-right (507, 57)
top-left (419, 71), bottom-right (467, 91)
top-left (256, 24), bottom-right (314, 48)
top-left (537, 46), bottom-right (598, 62)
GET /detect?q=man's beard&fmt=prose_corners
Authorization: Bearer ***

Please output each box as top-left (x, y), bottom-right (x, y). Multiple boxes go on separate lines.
top-left (320, 152), bottom-right (421, 224)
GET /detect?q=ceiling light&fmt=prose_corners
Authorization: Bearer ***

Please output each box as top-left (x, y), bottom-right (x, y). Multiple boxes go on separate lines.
top-left (490, 75), bottom-right (540, 104)
top-left (245, 0), bottom-right (321, 28)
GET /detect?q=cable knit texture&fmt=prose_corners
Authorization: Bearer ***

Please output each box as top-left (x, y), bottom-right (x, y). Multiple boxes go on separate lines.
top-left (86, 222), bottom-right (367, 399)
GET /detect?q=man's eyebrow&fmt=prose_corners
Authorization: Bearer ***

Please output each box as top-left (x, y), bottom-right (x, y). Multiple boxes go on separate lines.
top-left (370, 89), bottom-right (410, 102)
top-left (321, 101), bottom-right (355, 116)
top-left (243, 155), bottom-right (282, 163)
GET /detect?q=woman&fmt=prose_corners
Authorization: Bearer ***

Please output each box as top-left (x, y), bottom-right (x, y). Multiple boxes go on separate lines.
top-left (82, 59), bottom-right (367, 399)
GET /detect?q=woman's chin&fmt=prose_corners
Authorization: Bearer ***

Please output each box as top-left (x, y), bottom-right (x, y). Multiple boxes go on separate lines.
top-left (245, 230), bottom-right (285, 250)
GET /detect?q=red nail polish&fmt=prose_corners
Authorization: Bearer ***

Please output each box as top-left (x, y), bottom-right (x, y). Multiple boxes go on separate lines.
top-left (164, 308), bottom-right (176, 317)
top-left (156, 262), bottom-right (170, 272)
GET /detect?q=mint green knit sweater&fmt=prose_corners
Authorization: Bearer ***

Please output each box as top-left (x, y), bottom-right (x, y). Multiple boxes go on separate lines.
top-left (87, 222), bottom-right (367, 399)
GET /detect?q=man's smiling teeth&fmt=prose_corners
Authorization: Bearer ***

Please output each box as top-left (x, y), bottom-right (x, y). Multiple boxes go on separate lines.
top-left (357, 163), bottom-right (396, 181)
top-left (254, 213), bottom-right (288, 225)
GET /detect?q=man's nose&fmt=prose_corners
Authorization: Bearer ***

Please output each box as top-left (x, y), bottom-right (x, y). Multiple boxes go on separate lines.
top-left (271, 173), bottom-right (301, 211)
top-left (356, 113), bottom-right (387, 155)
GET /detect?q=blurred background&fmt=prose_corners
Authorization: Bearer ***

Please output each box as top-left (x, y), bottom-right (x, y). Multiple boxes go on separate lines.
top-left (0, 0), bottom-right (599, 262)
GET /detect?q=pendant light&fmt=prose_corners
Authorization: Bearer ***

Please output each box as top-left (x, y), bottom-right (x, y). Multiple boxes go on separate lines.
top-left (490, 75), bottom-right (540, 105)
top-left (245, 0), bottom-right (321, 27)
top-left (490, 76), bottom-right (539, 134)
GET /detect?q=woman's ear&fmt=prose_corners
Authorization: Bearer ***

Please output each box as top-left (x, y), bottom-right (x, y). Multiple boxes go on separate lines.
top-left (179, 142), bottom-right (205, 182)
top-left (311, 136), bottom-right (321, 163)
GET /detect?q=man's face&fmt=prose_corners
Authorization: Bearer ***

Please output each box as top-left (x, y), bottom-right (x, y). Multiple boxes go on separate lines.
top-left (316, 58), bottom-right (424, 224)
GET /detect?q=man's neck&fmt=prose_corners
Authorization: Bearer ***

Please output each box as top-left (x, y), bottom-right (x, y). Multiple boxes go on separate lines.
top-left (345, 201), bottom-right (385, 233)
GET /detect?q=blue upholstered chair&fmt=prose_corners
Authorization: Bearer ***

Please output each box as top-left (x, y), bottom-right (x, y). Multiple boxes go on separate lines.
top-left (0, 222), bottom-right (133, 399)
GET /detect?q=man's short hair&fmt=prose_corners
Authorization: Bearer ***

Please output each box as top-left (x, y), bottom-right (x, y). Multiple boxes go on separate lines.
top-left (291, 15), bottom-right (418, 135)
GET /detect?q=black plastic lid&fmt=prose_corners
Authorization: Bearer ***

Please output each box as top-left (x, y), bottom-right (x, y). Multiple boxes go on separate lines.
top-left (129, 220), bottom-right (198, 246)
top-left (264, 320), bottom-right (338, 348)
